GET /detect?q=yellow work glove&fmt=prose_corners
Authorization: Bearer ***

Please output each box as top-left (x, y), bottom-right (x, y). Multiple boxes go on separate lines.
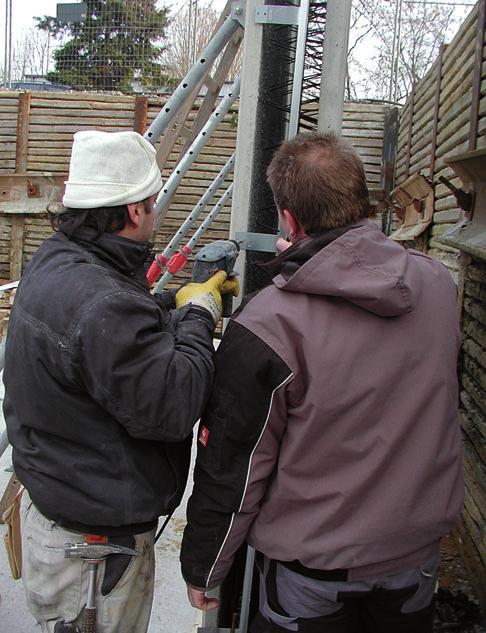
top-left (221, 276), bottom-right (240, 298)
top-left (176, 270), bottom-right (228, 323)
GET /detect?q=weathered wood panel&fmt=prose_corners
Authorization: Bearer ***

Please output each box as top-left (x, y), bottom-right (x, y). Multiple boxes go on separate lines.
top-left (395, 1), bottom-right (482, 271)
top-left (395, 1), bottom-right (486, 609)
top-left (0, 91), bottom-right (389, 287)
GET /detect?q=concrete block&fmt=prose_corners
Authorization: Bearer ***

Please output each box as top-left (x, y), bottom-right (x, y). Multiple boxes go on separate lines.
top-left (433, 209), bottom-right (462, 224)
top-left (427, 249), bottom-right (461, 270)
top-left (428, 238), bottom-right (459, 253)
top-left (431, 222), bottom-right (455, 236)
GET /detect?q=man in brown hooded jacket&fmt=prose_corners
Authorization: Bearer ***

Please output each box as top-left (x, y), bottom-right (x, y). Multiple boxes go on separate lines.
top-left (180, 132), bottom-right (464, 633)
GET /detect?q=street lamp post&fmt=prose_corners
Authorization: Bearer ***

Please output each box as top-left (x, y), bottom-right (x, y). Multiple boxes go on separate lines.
top-left (3, 0), bottom-right (13, 87)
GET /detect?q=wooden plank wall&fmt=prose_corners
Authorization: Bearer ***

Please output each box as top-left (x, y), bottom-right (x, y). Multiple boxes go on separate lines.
top-left (302, 101), bottom-right (388, 191)
top-left (0, 92), bottom-right (387, 285)
top-left (343, 102), bottom-right (387, 190)
top-left (0, 91), bottom-right (237, 285)
top-left (458, 258), bottom-right (486, 608)
top-left (395, 0), bottom-right (486, 607)
top-left (0, 95), bottom-right (17, 279)
top-left (395, 2), bottom-right (484, 277)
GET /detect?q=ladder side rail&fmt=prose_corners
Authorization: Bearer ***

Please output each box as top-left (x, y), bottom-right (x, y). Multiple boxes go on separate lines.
top-left (144, 16), bottom-right (241, 145)
top-left (153, 183), bottom-right (234, 293)
top-left (154, 77), bottom-right (241, 230)
top-left (161, 153), bottom-right (235, 262)
top-left (156, 1), bottom-right (240, 170)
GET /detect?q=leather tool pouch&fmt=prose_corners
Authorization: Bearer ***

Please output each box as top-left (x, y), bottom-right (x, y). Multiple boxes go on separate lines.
top-left (2, 483), bottom-right (23, 579)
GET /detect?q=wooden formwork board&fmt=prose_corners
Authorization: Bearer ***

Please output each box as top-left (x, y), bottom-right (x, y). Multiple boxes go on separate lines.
top-left (0, 90), bottom-right (388, 279)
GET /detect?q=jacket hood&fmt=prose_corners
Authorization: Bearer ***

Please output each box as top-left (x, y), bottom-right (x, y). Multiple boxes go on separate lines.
top-left (272, 221), bottom-right (422, 317)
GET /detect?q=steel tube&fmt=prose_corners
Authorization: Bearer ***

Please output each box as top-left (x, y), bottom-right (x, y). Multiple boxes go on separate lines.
top-left (154, 78), bottom-right (240, 229)
top-left (144, 16), bottom-right (240, 145)
top-left (159, 153), bottom-right (235, 262)
top-left (238, 546), bottom-right (256, 633)
top-left (154, 183), bottom-right (234, 293)
top-left (187, 183), bottom-right (234, 250)
top-left (288, 0), bottom-right (310, 138)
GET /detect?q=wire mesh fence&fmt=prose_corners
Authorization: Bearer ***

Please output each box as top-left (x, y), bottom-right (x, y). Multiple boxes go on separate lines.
top-left (2, 0), bottom-right (234, 94)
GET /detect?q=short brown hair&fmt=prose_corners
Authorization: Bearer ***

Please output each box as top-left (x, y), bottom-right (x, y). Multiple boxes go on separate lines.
top-left (266, 132), bottom-right (370, 233)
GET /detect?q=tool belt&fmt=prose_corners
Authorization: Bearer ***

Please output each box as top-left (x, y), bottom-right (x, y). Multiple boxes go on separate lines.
top-left (0, 472), bottom-right (24, 579)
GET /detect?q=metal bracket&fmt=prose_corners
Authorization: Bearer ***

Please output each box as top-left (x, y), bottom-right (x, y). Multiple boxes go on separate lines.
top-left (236, 231), bottom-right (278, 253)
top-left (255, 5), bottom-right (300, 25)
top-left (231, 1), bottom-right (246, 27)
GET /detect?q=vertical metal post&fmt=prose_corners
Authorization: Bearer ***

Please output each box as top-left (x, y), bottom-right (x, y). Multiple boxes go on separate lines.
top-left (8, 0), bottom-right (12, 86)
top-left (392, 0), bottom-right (403, 103)
top-left (228, 0), bottom-right (264, 305)
top-left (404, 83), bottom-right (415, 179)
top-left (3, 0), bottom-right (8, 85)
top-left (380, 108), bottom-right (399, 236)
top-left (430, 44), bottom-right (445, 179)
top-left (288, 0), bottom-right (311, 138)
top-left (317, 0), bottom-right (352, 135)
top-left (388, 0), bottom-right (399, 102)
top-left (237, 547), bottom-right (256, 633)
top-left (4, 0), bottom-right (13, 87)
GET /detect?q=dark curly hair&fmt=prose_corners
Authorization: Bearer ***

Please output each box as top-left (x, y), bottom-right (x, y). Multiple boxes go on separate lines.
top-left (49, 197), bottom-right (155, 239)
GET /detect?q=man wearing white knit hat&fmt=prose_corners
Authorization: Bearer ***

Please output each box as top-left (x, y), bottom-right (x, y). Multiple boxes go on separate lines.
top-left (3, 130), bottom-right (235, 633)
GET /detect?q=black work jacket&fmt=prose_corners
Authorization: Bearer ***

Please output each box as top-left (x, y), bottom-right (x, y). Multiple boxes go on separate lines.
top-left (3, 228), bottom-right (215, 535)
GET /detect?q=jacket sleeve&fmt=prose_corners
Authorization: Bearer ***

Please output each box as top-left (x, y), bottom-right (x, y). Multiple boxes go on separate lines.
top-left (180, 319), bottom-right (293, 589)
top-left (69, 289), bottom-right (215, 442)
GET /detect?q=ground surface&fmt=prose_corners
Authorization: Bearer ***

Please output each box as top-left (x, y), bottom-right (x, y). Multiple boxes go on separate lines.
top-left (435, 536), bottom-right (485, 632)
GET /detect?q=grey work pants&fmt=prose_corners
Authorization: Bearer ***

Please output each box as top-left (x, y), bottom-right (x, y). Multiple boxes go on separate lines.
top-left (251, 553), bottom-right (438, 633)
top-left (21, 492), bottom-right (156, 633)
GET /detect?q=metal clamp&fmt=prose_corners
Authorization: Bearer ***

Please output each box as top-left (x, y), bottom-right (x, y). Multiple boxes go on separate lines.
top-left (236, 231), bottom-right (278, 253)
top-left (255, 5), bottom-right (300, 25)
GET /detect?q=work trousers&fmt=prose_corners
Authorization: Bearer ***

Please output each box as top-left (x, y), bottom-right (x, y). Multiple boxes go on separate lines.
top-left (250, 553), bottom-right (438, 633)
top-left (20, 491), bottom-right (156, 633)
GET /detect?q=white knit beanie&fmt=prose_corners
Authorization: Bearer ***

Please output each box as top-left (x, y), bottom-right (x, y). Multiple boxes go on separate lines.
top-left (63, 130), bottom-right (163, 209)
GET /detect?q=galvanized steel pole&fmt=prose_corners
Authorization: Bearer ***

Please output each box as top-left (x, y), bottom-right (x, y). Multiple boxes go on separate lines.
top-left (154, 184), bottom-right (234, 293)
top-left (144, 16), bottom-right (241, 145)
top-left (157, 153), bottom-right (235, 262)
top-left (317, 0), bottom-right (352, 135)
top-left (154, 77), bottom-right (240, 229)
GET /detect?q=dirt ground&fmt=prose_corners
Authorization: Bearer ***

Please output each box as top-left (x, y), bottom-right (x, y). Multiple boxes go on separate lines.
top-left (435, 535), bottom-right (485, 632)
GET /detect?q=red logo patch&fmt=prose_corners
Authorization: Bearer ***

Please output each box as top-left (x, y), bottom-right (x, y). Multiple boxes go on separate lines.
top-left (198, 425), bottom-right (210, 447)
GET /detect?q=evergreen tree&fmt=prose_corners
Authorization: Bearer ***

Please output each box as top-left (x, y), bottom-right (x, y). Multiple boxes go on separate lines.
top-left (36, 0), bottom-right (168, 92)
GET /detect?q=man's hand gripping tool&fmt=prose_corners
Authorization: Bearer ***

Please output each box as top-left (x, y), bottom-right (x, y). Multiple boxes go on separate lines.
top-left (192, 240), bottom-right (240, 317)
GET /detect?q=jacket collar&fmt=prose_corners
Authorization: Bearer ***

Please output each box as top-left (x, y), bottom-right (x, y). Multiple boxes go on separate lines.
top-left (68, 227), bottom-right (152, 285)
top-left (260, 224), bottom-right (359, 282)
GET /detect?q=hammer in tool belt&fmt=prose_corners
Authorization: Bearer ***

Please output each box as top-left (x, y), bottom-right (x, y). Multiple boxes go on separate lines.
top-left (54, 535), bottom-right (139, 633)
